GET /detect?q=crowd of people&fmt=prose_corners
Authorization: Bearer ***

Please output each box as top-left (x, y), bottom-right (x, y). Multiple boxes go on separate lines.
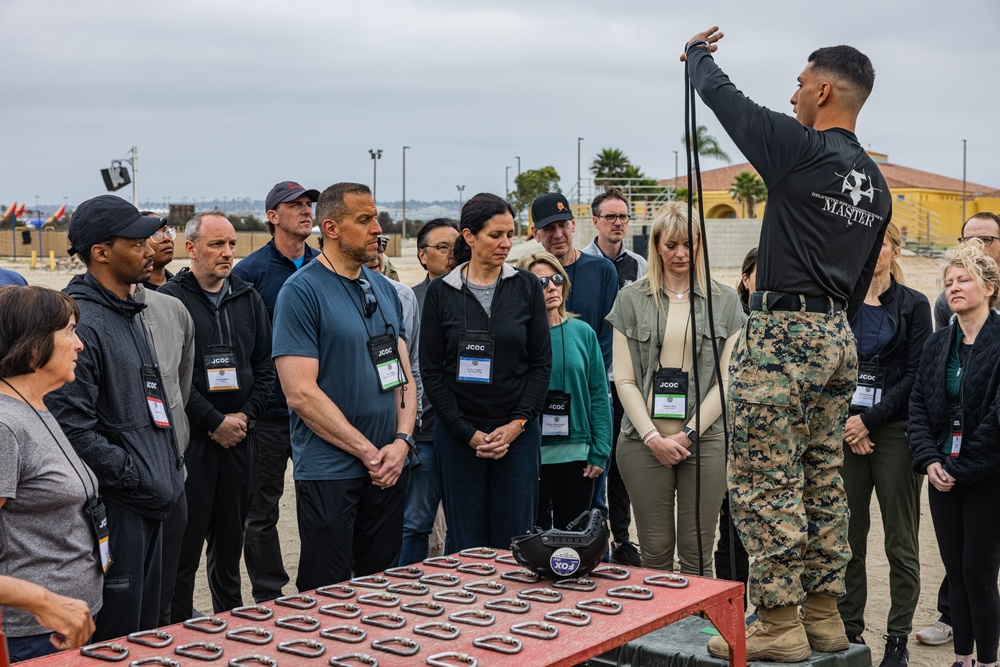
top-left (2, 32), bottom-right (1000, 667)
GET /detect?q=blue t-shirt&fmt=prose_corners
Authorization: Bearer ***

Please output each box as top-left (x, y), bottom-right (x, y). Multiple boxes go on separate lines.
top-left (272, 262), bottom-right (405, 481)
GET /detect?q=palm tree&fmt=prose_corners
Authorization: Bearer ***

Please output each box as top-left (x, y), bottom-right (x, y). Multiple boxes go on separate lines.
top-left (682, 125), bottom-right (731, 163)
top-left (591, 148), bottom-right (632, 185)
top-left (729, 170), bottom-right (768, 218)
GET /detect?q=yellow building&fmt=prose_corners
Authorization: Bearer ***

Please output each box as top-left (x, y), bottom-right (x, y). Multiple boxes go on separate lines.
top-left (663, 152), bottom-right (999, 248)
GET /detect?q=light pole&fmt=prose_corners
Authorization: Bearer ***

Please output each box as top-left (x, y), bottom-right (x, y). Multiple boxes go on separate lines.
top-left (673, 150), bottom-right (679, 190)
top-left (577, 138), bottom-right (584, 215)
top-left (34, 195), bottom-right (42, 257)
top-left (505, 166), bottom-right (513, 201)
top-left (962, 139), bottom-right (967, 227)
top-left (514, 156), bottom-right (522, 234)
top-left (456, 185), bottom-right (465, 211)
top-left (402, 146), bottom-right (410, 240)
top-left (369, 149), bottom-right (382, 203)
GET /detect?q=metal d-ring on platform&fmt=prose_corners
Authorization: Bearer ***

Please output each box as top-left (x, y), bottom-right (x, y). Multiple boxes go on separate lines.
top-left (462, 580), bottom-right (505, 595)
top-left (349, 574), bottom-right (391, 588)
top-left (552, 577), bottom-right (597, 591)
top-left (327, 652), bottom-right (378, 667)
top-left (182, 616), bottom-right (228, 633)
top-left (493, 553), bottom-right (519, 565)
top-left (510, 620), bottom-right (560, 640)
top-left (225, 627), bottom-right (273, 645)
top-left (358, 591), bottom-right (400, 607)
top-left (576, 598), bottom-right (623, 614)
top-left (458, 547), bottom-right (497, 559)
top-left (432, 589), bottom-right (478, 604)
top-left (456, 562), bottom-right (497, 576)
top-left (174, 641), bottom-right (224, 661)
top-left (80, 642), bottom-right (130, 662)
top-left (274, 593), bottom-right (317, 609)
top-left (544, 608), bottom-right (592, 626)
top-left (472, 634), bottom-right (522, 655)
top-left (227, 655), bottom-right (277, 667)
top-left (371, 636), bottom-right (420, 657)
top-left (277, 638), bottom-right (326, 658)
top-left (316, 583), bottom-right (357, 599)
top-left (427, 651), bottom-right (478, 667)
top-left (385, 565), bottom-right (424, 579)
top-left (420, 573), bottom-right (461, 587)
top-left (423, 555), bottom-right (462, 568)
top-left (644, 572), bottom-right (690, 588)
top-left (129, 657), bottom-right (180, 667)
top-left (401, 600), bottom-right (446, 617)
top-left (413, 621), bottom-right (462, 641)
top-left (608, 584), bottom-right (655, 600)
top-left (127, 629), bottom-right (173, 648)
top-left (320, 625), bottom-right (367, 644)
top-left (231, 604), bottom-right (274, 621)
top-left (590, 565), bottom-right (631, 580)
top-left (386, 581), bottom-right (430, 596)
top-left (361, 611), bottom-right (407, 629)
top-left (320, 602), bottom-right (363, 618)
top-left (517, 587), bottom-right (562, 603)
top-left (274, 613), bottom-right (321, 631)
top-left (448, 609), bottom-right (495, 627)
top-left (500, 569), bottom-right (540, 584)
top-left (483, 597), bottom-right (531, 614)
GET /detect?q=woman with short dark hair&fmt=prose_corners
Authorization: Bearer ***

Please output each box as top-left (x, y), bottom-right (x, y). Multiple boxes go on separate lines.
top-left (0, 286), bottom-right (102, 661)
top-left (420, 193), bottom-right (551, 550)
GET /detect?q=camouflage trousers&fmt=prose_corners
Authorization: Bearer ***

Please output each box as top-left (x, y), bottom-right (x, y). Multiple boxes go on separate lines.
top-left (727, 307), bottom-right (855, 609)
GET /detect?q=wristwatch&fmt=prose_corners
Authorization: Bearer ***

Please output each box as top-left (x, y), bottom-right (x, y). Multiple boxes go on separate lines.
top-left (683, 426), bottom-right (699, 444)
top-left (395, 432), bottom-right (417, 451)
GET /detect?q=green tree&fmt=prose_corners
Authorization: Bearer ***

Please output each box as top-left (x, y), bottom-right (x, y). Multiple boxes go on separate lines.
top-left (511, 166), bottom-right (561, 220)
top-left (729, 170), bottom-right (768, 218)
top-left (590, 148), bottom-right (632, 185)
top-left (682, 125), bottom-right (731, 163)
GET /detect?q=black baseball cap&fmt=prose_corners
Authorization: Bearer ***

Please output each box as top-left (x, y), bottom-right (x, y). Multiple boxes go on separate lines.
top-left (531, 192), bottom-right (575, 229)
top-left (266, 181), bottom-right (320, 212)
top-left (68, 195), bottom-right (166, 256)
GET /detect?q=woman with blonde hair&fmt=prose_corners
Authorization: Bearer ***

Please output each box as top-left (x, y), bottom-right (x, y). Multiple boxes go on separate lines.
top-left (606, 201), bottom-right (745, 572)
top-left (910, 239), bottom-right (1000, 667)
top-left (516, 251), bottom-right (611, 530)
top-left (838, 222), bottom-right (931, 665)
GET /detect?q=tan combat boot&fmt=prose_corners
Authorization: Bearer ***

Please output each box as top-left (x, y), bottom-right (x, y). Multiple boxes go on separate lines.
top-left (801, 592), bottom-right (849, 652)
top-left (707, 605), bottom-right (812, 662)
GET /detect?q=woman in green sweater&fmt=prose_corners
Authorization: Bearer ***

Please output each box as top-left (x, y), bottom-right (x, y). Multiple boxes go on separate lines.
top-left (517, 252), bottom-right (612, 530)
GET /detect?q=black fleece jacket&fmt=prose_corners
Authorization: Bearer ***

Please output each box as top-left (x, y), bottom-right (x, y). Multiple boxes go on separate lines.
top-left (419, 263), bottom-right (551, 444)
top-left (850, 278), bottom-right (931, 429)
top-left (909, 311), bottom-right (1000, 484)
top-left (159, 269), bottom-right (274, 437)
top-left (46, 273), bottom-right (184, 520)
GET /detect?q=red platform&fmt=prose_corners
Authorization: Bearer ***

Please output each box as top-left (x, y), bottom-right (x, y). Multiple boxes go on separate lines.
top-left (20, 551), bottom-right (745, 667)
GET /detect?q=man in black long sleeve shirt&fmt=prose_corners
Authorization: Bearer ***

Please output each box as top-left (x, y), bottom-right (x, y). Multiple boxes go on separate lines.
top-left (683, 28), bottom-right (891, 662)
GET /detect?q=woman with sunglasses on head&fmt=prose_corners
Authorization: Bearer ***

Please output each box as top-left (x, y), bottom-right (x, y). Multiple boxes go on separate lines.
top-left (607, 201), bottom-right (745, 572)
top-left (910, 240), bottom-right (1000, 667)
top-left (420, 193), bottom-right (551, 551)
top-left (516, 251), bottom-right (612, 530)
top-left (837, 222), bottom-right (930, 664)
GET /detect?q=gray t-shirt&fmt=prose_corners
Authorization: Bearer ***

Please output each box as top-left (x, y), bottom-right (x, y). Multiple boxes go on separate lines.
top-left (0, 394), bottom-right (103, 637)
top-left (465, 279), bottom-right (496, 314)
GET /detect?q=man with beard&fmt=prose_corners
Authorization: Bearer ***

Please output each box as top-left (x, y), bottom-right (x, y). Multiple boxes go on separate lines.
top-left (273, 183), bottom-right (416, 588)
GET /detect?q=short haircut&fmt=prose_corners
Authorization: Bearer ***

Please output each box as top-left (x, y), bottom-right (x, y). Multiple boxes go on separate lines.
top-left (417, 218), bottom-right (459, 249)
top-left (808, 45), bottom-right (875, 110)
top-left (316, 183), bottom-right (372, 225)
top-left (184, 210), bottom-right (228, 243)
top-left (962, 211), bottom-right (1000, 236)
top-left (0, 286), bottom-right (80, 377)
top-left (944, 239), bottom-right (1000, 310)
top-left (591, 186), bottom-right (630, 218)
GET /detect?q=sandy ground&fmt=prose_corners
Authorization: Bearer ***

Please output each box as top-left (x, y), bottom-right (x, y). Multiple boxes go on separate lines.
top-left (4, 247), bottom-right (961, 665)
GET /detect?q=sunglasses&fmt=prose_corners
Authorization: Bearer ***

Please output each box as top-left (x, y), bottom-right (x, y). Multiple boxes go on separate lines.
top-left (357, 278), bottom-right (379, 317)
top-left (537, 274), bottom-right (565, 288)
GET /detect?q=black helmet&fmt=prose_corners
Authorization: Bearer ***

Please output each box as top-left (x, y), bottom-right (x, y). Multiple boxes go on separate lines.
top-left (510, 509), bottom-right (608, 580)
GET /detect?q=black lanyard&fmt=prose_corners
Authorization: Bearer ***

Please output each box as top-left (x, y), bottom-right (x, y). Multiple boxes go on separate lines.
top-left (322, 253), bottom-right (392, 338)
top-left (461, 265), bottom-right (502, 334)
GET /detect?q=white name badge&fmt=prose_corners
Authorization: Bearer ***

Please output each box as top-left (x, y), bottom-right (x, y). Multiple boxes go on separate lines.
top-left (541, 414), bottom-right (569, 437)
top-left (653, 394), bottom-right (686, 420)
top-left (377, 358), bottom-right (405, 391)
top-left (458, 356), bottom-right (492, 383)
top-left (207, 366), bottom-right (239, 392)
top-left (146, 396), bottom-right (170, 428)
top-left (851, 384), bottom-right (882, 409)
top-left (99, 534), bottom-right (112, 572)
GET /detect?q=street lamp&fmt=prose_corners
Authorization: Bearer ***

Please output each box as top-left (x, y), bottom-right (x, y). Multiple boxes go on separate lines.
top-left (456, 185), bottom-right (465, 211)
top-left (505, 166), bottom-right (513, 201)
top-left (369, 149), bottom-right (383, 203)
top-left (402, 146), bottom-right (410, 240)
top-left (514, 156), bottom-right (522, 234)
top-left (577, 138), bottom-right (584, 215)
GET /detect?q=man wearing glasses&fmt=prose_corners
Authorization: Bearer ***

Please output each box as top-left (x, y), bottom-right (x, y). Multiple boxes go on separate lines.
top-left (400, 218), bottom-right (460, 565)
top-left (273, 182), bottom-right (416, 589)
top-left (580, 186), bottom-right (647, 568)
top-left (139, 213), bottom-right (177, 290)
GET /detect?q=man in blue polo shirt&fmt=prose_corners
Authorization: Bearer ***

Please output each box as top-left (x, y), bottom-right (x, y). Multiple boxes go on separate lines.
top-left (232, 180), bottom-right (319, 602)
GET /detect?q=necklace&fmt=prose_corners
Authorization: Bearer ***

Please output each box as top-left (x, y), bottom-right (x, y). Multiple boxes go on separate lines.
top-left (666, 286), bottom-right (690, 299)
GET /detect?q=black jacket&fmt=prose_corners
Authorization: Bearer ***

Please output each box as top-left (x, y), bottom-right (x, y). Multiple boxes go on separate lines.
top-left (159, 269), bottom-right (274, 437)
top-left (47, 273), bottom-right (184, 520)
top-left (909, 311), bottom-right (1000, 484)
top-left (420, 263), bottom-right (551, 444)
top-left (850, 278), bottom-right (931, 429)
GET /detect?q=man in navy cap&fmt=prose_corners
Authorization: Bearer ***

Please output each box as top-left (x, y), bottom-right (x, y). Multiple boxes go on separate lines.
top-left (47, 195), bottom-right (185, 640)
top-left (233, 180), bottom-right (319, 602)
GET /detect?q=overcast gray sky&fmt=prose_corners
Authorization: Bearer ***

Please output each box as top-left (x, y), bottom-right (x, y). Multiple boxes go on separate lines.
top-left (2, 0), bottom-right (998, 209)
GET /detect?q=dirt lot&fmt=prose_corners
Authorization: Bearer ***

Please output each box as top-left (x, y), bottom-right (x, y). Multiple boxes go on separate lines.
top-left (5, 248), bottom-right (959, 665)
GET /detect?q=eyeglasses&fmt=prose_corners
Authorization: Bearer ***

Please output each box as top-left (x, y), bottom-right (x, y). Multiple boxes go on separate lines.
top-left (150, 227), bottom-right (176, 243)
top-left (599, 214), bottom-right (630, 224)
top-left (537, 274), bottom-right (565, 288)
top-left (959, 235), bottom-right (1000, 247)
top-left (356, 278), bottom-right (379, 317)
top-left (376, 235), bottom-right (389, 253)
top-left (421, 243), bottom-right (454, 254)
